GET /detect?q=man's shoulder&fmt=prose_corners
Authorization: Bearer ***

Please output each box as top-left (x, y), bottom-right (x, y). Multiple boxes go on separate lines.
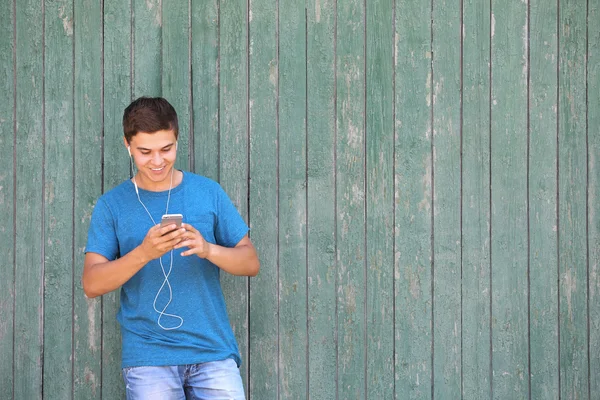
top-left (96, 179), bottom-right (132, 207)
top-left (183, 171), bottom-right (221, 192)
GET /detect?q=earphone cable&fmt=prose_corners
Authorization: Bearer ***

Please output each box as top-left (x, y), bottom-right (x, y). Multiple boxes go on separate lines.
top-left (130, 160), bottom-right (183, 330)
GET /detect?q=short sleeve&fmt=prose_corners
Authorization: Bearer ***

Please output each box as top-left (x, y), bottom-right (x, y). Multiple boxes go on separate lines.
top-left (214, 185), bottom-right (249, 248)
top-left (85, 198), bottom-right (120, 260)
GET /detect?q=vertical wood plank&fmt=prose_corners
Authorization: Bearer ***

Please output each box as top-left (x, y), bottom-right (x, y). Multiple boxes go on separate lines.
top-left (43, 0), bottom-right (74, 398)
top-left (461, 0), bottom-right (492, 398)
top-left (365, 0), bottom-right (394, 397)
top-left (394, 0), bottom-right (433, 397)
top-left (191, 0), bottom-right (219, 179)
top-left (248, 0), bottom-right (278, 397)
top-left (102, 0), bottom-right (131, 399)
top-left (558, 0), bottom-right (589, 398)
top-left (432, 0), bottom-right (462, 396)
top-left (279, 0), bottom-right (307, 398)
top-left (73, 0), bottom-right (103, 398)
top-left (529, 0), bottom-right (559, 397)
top-left (219, 0), bottom-right (249, 392)
top-left (490, 0), bottom-right (529, 398)
top-left (14, 0), bottom-right (44, 398)
top-left (336, 0), bottom-right (366, 398)
top-left (589, 0), bottom-right (600, 394)
top-left (0, 0), bottom-right (15, 397)
top-left (133, 0), bottom-right (161, 97)
top-left (306, 0), bottom-right (337, 398)
top-left (162, 0), bottom-right (190, 171)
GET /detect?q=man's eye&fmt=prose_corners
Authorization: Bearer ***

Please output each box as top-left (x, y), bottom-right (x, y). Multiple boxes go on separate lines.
top-left (141, 152), bottom-right (150, 155)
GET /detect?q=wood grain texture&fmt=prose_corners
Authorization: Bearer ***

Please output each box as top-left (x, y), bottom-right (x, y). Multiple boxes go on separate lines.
top-left (589, 0), bottom-right (600, 394)
top-left (336, 0), bottom-right (366, 397)
top-left (0, 0), bottom-right (15, 398)
top-left (529, 0), bottom-right (559, 397)
top-left (394, 0), bottom-right (433, 397)
top-left (191, 0), bottom-right (219, 180)
top-left (219, 0), bottom-right (249, 393)
top-left (102, 1), bottom-right (131, 399)
top-left (133, 0), bottom-right (161, 97)
top-left (3, 3), bottom-right (598, 399)
top-left (278, 0), bottom-right (308, 398)
top-left (306, 0), bottom-right (337, 398)
top-left (558, 0), bottom-right (589, 398)
top-left (162, 0), bottom-right (190, 171)
top-left (42, 0), bottom-right (74, 398)
top-left (432, 0), bottom-right (462, 396)
top-left (365, 0), bottom-right (394, 397)
top-left (248, 0), bottom-right (278, 397)
top-left (73, 0), bottom-right (103, 398)
top-left (461, 0), bottom-right (491, 398)
top-left (490, 0), bottom-right (529, 398)
top-left (14, 0), bottom-right (44, 398)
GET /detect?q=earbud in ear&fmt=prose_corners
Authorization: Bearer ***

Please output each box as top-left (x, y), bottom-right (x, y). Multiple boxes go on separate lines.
top-left (175, 142), bottom-right (178, 151)
top-left (127, 146), bottom-right (131, 157)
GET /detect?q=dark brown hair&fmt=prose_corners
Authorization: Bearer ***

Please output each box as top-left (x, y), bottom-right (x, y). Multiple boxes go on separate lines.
top-left (122, 97), bottom-right (179, 143)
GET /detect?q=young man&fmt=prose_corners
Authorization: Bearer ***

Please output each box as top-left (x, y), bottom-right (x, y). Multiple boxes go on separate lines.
top-left (83, 97), bottom-right (259, 400)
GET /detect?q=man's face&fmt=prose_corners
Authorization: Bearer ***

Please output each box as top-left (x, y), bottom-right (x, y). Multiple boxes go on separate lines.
top-left (125, 129), bottom-right (177, 189)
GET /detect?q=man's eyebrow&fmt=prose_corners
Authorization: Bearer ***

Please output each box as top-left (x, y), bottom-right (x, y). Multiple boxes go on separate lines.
top-left (136, 143), bottom-right (174, 151)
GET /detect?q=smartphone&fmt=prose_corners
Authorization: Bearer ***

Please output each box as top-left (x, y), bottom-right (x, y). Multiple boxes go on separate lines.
top-left (161, 214), bottom-right (183, 229)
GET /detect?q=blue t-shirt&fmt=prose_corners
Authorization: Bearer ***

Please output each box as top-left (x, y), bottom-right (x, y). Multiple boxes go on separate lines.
top-left (85, 171), bottom-right (249, 368)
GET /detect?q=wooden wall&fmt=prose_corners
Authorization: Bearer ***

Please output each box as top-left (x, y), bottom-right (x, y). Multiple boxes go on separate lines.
top-left (0, 0), bottom-right (598, 399)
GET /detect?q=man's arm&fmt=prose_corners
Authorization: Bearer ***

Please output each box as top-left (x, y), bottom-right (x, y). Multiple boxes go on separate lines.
top-left (204, 235), bottom-right (260, 276)
top-left (82, 249), bottom-right (150, 298)
top-left (83, 224), bottom-right (186, 298)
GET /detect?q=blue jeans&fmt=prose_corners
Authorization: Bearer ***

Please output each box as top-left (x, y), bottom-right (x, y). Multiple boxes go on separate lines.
top-left (122, 358), bottom-right (245, 400)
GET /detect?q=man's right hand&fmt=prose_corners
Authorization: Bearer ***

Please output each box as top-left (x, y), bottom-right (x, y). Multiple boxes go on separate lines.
top-left (138, 224), bottom-right (187, 261)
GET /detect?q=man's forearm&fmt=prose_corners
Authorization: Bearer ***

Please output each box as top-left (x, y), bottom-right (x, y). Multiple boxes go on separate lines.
top-left (82, 247), bottom-right (150, 298)
top-left (205, 243), bottom-right (260, 277)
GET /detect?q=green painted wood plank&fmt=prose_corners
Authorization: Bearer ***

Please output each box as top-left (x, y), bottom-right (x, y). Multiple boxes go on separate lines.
top-left (365, 0), bottom-right (394, 397)
top-left (394, 0), bottom-right (433, 397)
top-left (279, 0), bottom-right (307, 398)
top-left (42, 1), bottom-right (74, 398)
top-left (102, 1), bottom-right (132, 399)
top-left (73, 0), bottom-right (103, 398)
top-left (0, 0), bottom-right (15, 397)
top-left (529, 0), bottom-right (559, 398)
top-left (219, 0), bottom-right (249, 393)
top-left (461, 0), bottom-right (492, 398)
top-left (490, 0), bottom-right (529, 398)
top-left (432, 0), bottom-right (462, 397)
top-left (589, 0), bottom-right (600, 394)
top-left (162, 0), bottom-right (190, 171)
top-left (191, 0), bottom-right (219, 180)
top-left (558, 0), bottom-right (589, 398)
top-left (247, 0), bottom-right (278, 397)
top-left (306, 0), bottom-right (337, 398)
top-left (133, 0), bottom-right (161, 97)
top-left (14, 0), bottom-right (44, 398)
top-left (336, 0), bottom-right (365, 398)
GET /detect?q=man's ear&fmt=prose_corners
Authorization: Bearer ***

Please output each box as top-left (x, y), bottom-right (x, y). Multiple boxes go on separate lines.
top-left (123, 137), bottom-right (130, 156)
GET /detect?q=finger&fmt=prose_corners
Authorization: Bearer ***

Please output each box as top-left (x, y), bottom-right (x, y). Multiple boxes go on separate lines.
top-left (180, 246), bottom-right (198, 256)
top-left (162, 227), bottom-right (186, 241)
top-left (182, 223), bottom-right (199, 234)
top-left (174, 239), bottom-right (195, 250)
top-left (158, 224), bottom-right (180, 236)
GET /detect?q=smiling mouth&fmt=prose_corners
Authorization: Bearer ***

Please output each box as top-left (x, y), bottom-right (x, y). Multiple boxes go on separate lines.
top-left (150, 166), bottom-right (165, 171)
